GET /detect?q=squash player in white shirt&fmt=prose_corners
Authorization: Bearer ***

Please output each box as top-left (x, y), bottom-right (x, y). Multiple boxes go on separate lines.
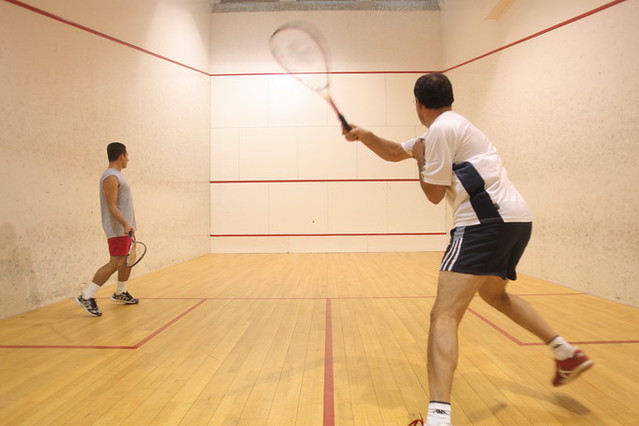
top-left (343, 74), bottom-right (592, 426)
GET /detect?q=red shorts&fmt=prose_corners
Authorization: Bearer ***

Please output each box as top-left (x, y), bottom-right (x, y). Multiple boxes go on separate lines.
top-left (107, 236), bottom-right (131, 256)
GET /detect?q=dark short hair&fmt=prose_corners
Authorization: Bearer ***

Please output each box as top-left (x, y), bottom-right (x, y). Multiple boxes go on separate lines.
top-left (414, 73), bottom-right (454, 108)
top-left (107, 142), bottom-right (127, 162)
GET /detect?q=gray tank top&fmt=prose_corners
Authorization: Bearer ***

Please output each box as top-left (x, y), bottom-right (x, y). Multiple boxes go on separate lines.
top-left (100, 168), bottom-right (136, 238)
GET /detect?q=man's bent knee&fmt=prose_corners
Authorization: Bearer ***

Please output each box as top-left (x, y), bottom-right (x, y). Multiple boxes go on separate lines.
top-left (430, 302), bottom-right (468, 324)
top-left (479, 289), bottom-right (510, 308)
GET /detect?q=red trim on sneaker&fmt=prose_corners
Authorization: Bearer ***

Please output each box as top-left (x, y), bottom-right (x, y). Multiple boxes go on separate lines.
top-left (553, 349), bottom-right (594, 386)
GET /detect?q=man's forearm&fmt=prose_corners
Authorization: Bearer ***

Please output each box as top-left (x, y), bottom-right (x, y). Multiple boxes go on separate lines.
top-left (359, 132), bottom-right (410, 162)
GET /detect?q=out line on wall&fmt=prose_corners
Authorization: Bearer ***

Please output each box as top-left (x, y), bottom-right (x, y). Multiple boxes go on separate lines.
top-left (3, 0), bottom-right (627, 78)
top-left (3, 0), bottom-right (210, 76)
top-left (440, 0), bottom-right (628, 73)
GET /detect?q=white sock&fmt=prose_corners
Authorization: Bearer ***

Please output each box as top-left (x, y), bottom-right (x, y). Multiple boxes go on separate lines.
top-left (547, 335), bottom-right (577, 360)
top-left (425, 401), bottom-right (451, 426)
top-left (83, 282), bottom-right (101, 299)
top-left (116, 281), bottom-right (127, 295)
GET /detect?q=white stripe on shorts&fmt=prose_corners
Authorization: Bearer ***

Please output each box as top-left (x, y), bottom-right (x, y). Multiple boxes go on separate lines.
top-left (441, 229), bottom-right (464, 271)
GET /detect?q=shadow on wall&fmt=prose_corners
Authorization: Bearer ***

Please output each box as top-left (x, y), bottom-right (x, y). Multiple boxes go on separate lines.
top-left (0, 223), bottom-right (40, 319)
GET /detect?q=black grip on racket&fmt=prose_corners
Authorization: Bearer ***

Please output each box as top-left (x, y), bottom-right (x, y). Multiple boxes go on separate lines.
top-left (338, 114), bottom-right (352, 132)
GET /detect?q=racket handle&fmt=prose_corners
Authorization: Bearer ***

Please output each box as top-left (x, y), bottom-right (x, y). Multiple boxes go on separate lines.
top-left (338, 114), bottom-right (352, 132)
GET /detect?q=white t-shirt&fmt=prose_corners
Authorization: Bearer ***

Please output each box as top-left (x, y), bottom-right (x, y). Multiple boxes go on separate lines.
top-left (402, 111), bottom-right (532, 227)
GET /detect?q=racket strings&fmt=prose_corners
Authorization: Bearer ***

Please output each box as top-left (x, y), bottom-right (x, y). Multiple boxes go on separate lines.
top-left (127, 243), bottom-right (138, 266)
top-left (270, 27), bottom-right (330, 91)
top-left (270, 21), bottom-right (351, 130)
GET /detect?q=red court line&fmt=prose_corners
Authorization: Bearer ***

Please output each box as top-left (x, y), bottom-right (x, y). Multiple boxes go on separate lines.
top-left (210, 179), bottom-right (419, 184)
top-left (467, 306), bottom-right (639, 346)
top-left (0, 299), bottom-right (207, 350)
top-left (211, 232), bottom-right (446, 238)
top-left (2, 295), bottom-right (636, 350)
top-left (141, 293), bottom-right (580, 301)
top-left (441, 0), bottom-right (628, 73)
top-left (0, 344), bottom-right (136, 350)
top-left (146, 295), bottom-right (436, 301)
top-left (323, 299), bottom-right (335, 426)
top-left (2, 0), bottom-right (210, 76)
top-left (130, 299), bottom-right (207, 349)
top-left (209, 178), bottom-right (439, 239)
top-left (468, 307), bottom-right (525, 345)
top-left (493, 292), bottom-right (586, 297)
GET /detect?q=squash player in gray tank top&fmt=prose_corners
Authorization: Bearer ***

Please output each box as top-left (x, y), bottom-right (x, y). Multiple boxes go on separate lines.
top-left (76, 142), bottom-right (139, 317)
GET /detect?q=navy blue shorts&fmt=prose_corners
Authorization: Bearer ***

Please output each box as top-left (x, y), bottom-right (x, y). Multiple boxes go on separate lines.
top-left (440, 222), bottom-right (532, 280)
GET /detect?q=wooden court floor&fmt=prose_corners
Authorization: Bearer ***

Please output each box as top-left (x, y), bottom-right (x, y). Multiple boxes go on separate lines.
top-left (0, 252), bottom-right (638, 425)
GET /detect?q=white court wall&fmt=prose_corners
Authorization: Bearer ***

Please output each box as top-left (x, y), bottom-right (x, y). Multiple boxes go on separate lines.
top-left (0, 0), bottom-right (211, 319)
top-left (441, 0), bottom-right (639, 306)
top-left (210, 10), bottom-right (449, 253)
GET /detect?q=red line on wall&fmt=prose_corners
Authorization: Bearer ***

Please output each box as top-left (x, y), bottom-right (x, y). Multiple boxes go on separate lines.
top-left (212, 70), bottom-right (436, 77)
top-left (323, 299), bottom-right (335, 426)
top-left (210, 0), bottom-right (629, 77)
top-left (3, 0), bottom-right (210, 76)
top-left (441, 0), bottom-right (628, 73)
top-left (4, 0), bottom-right (627, 78)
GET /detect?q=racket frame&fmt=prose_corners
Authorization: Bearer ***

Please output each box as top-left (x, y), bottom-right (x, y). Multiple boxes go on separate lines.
top-left (126, 232), bottom-right (147, 268)
top-left (269, 21), bottom-right (352, 131)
